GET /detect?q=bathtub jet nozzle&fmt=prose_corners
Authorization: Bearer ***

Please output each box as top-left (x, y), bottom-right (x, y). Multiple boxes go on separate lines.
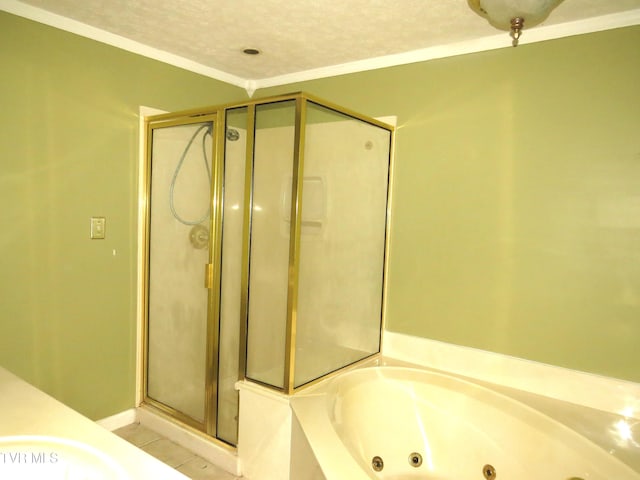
top-left (408, 452), bottom-right (423, 467)
top-left (371, 456), bottom-right (384, 472)
top-left (483, 464), bottom-right (497, 479)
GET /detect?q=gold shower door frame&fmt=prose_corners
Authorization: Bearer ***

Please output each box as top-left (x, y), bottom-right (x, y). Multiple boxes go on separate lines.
top-left (141, 112), bottom-right (228, 443)
top-left (140, 92), bottom-right (395, 446)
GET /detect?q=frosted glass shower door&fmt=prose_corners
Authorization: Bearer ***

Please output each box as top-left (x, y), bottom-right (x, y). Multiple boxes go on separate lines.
top-left (146, 121), bottom-right (214, 426)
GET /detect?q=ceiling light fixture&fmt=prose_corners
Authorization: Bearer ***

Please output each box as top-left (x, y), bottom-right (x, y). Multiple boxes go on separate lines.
top-left (468, 0), bottom-right (563, 47)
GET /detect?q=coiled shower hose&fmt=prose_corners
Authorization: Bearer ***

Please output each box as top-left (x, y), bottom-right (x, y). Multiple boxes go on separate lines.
top-left (169, 123), bottom-right (212, 225)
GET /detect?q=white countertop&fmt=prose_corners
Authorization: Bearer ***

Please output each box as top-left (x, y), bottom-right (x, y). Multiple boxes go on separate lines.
top-left (0, 366), bottom-right (189, 479)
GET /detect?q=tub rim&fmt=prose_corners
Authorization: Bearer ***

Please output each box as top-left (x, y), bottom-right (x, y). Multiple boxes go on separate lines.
top-left (291, 362), bottom-right (640, 480)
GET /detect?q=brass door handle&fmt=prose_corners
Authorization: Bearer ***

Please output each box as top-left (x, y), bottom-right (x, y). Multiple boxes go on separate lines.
top-left (204, 263), bottom-right (213, 289)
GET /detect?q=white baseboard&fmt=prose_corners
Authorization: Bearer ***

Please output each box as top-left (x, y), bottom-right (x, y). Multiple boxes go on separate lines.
top-left (382, 331), bottom-right (640, 419)
top-left (96, 408), bottom-right (138, 431)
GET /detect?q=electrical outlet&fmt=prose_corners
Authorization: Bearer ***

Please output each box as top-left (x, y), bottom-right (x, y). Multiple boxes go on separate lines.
top-left (90, 217), bottom-right (106, 239)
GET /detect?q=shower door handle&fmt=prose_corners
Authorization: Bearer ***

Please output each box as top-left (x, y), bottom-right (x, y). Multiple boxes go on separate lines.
top-left (204, 263), bottom-right (214, 289)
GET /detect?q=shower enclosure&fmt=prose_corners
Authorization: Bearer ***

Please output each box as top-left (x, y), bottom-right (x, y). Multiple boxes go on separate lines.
top-left (141, 93), bottom-right (394, 447)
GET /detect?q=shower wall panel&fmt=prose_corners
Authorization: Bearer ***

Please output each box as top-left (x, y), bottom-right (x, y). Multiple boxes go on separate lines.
top-left (294, 109), bottom-right (390, 387)
top-left (246, 113), bottom-right (296, 388)
top-left (216, 109), bottom-right (247, 444)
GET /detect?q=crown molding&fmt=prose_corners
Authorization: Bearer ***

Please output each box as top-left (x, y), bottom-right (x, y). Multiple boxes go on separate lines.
top-left (2, 0), bottom-right (639, 97)
top-left (252, 8), bottom-right (640, 91)
top-left (0, 0), bottom-right (250, 91)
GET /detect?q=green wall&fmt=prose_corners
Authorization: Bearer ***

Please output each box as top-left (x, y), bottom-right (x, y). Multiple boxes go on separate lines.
top-left (1, 9), bottom-right (638, 425)
top-left (0, 12), bottom-right (247, 419)
top-left (259, 26), bottom-right (640, 383)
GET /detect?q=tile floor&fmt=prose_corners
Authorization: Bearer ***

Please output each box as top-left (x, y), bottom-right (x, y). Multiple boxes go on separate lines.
top-left (114, 423), bottom-right (241, 480)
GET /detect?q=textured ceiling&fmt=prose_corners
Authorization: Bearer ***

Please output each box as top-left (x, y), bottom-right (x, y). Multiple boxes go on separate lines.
top-left (7, 0), bottom-right (640, 86)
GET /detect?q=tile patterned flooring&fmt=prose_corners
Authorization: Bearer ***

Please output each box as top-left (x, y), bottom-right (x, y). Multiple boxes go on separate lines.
top-left (114, 423), bottom-right (241, 480)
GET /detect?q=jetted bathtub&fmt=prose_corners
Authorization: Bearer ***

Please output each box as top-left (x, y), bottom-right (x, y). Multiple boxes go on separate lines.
top-left (290, 366), bottom-right (640, 480)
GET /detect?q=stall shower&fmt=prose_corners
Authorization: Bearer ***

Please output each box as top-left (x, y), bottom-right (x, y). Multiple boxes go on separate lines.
top-left (141, 93), bottom-right (394, 447)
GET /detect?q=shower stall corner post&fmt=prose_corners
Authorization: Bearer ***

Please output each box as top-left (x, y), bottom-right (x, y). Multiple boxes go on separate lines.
top-left (238, 104), bottom-right (256, 384)
top-left (203, 110), bottom-right (227, 436)
top-left (283, 97), bottom-right (308, 395)
top-left (379, 124), bottom-right (397, 352)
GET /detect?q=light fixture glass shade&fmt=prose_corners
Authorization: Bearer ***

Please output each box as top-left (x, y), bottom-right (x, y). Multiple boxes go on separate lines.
top-left (468, 0), bottom-right (563, 30)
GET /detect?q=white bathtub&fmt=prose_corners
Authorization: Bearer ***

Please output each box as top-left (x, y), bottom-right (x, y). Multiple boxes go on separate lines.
top-left (290, 366), bottom-right (640, 480)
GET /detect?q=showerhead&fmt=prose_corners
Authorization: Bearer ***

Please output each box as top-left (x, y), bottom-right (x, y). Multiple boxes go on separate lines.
top-left (226, 128), bottom-right (240, 142)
